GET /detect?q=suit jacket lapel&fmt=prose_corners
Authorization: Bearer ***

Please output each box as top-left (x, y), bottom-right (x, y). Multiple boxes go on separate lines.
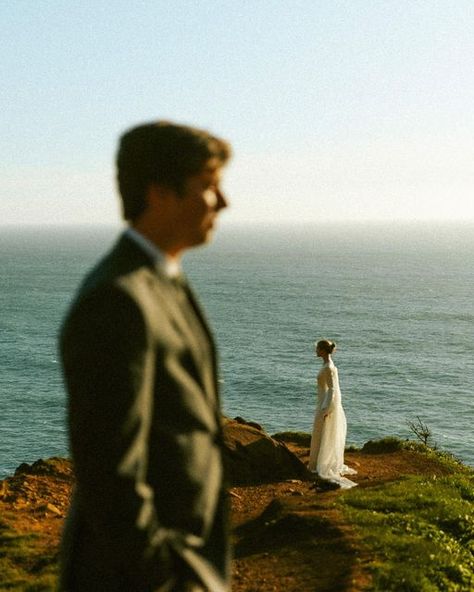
top-left (180, 278), bottom-right (215, 347)
top-left (115, 234), bottom-right (204, 350)
top-left (151, 269), bottom-right (218, 405)
top-left (181, 279), bottom-right (220, 405)
top-left (154, 275), bottom-right (205, 352)
top-left (114, 234), bottom-right (219, 407)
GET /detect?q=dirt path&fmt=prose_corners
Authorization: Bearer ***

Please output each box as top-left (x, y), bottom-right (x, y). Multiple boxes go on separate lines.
top-left (230, 481), bottom-right (368, 592)
top-left (0, 446), bottom-right (454, 591)
top-left (228, 445), bottom-right (454, 592)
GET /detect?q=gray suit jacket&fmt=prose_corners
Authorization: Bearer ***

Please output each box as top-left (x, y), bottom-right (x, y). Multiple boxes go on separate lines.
top-left (58, 233), bottom-right (229, 591)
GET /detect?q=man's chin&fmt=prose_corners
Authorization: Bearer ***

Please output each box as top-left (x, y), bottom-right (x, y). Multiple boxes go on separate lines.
top-left (203, 221), bottom-right (218, 241)
top-left (187, 227), bottom-right (216, 249)
top-left (202, 228), bottom-right (216, 244)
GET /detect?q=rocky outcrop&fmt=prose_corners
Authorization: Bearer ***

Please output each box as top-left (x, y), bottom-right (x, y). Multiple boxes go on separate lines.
top-left (14, 457), bottom-right (73, 479)
top-left (2, 420), bottom-right (310, 496)
top-left (222, 417), bottom-right (311, 485)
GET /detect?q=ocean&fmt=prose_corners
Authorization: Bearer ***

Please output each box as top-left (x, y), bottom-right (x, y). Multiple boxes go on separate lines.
top-left (1, 222), bottom-right (473, 478)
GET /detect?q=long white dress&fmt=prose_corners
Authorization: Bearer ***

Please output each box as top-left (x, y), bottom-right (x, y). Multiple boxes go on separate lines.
top-left (308, 358), bottom-right (357, 489)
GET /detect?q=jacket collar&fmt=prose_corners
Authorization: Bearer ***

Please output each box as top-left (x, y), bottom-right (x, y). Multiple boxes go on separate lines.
top-left (123, 227), bottom-right (182, 278)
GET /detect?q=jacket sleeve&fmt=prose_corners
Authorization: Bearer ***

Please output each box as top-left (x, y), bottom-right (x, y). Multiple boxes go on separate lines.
top-left (61, 285), bottom-right (202, 589)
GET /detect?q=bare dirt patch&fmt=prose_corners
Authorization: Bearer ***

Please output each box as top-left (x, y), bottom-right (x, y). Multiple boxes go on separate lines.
top-left (0, 443), bottom-right (455, 591)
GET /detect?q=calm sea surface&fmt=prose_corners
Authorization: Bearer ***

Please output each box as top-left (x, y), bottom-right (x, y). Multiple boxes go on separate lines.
top-left (1, 222), bottom-right (473, 477)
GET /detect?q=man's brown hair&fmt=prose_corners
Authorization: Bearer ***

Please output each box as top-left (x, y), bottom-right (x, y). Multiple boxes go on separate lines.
top-left (117, 121), bottom-right (231, 221)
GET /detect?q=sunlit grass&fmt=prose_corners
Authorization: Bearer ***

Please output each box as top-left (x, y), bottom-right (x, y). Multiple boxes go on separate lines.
top-left (0, 515), bottom-right (57, 591)
top-left (340, 471), bottom-right (474, 591)
top-left (272, 431), bottom-right (312, 446)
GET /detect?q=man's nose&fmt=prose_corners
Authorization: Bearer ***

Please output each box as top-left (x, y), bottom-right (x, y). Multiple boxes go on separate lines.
top-left (215, 189), bottom-right (228, 211)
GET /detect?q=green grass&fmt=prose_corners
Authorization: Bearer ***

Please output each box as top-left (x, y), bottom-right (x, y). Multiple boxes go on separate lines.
top-left (272, 431), bottom-right (312, 446)
top-left (339, 471), bottom-right (474, 591)
top-left (0, 515), bottom-right (58, 591)
top-left (1, 438), bottom-right (471, 591)
top-left (360, 436), bottom-right (463, 460)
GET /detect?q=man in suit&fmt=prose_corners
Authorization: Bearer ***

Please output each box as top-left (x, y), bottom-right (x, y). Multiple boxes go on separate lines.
top-left (59, 121), bottom-right (232, 591)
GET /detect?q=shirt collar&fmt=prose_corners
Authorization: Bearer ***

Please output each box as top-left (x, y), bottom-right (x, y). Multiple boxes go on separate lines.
top-left (124, 227), bottom-right (182, 278)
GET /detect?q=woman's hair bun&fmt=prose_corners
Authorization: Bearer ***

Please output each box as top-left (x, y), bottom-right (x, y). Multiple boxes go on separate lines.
top-left (316, 339), bottom-right (337, 354)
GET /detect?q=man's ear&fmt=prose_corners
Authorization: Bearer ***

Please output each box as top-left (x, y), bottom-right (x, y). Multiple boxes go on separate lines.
top-left (146, 183), bottom-right (174, 212)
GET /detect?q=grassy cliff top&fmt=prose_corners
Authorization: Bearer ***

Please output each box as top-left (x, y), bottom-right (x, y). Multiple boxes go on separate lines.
top-left (1, 436), bottom-right (473, 591)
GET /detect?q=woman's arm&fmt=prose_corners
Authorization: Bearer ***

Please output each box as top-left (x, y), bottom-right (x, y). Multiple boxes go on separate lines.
top-left (320, 367), bottom-right (335, 415)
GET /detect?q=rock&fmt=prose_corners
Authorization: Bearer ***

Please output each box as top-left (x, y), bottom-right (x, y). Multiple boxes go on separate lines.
top-left (228, 490), bottom-right (243, 500)
top-left (361, 437), bottom-right (405, 454)
top-left (222, 419), bottom-right (311, 486)
top-left (46, 502), bottom-right (62, 516)
top-left (14, 457), bottom-right (73, 480)
top-left (6, 419), bottom-right (309, 494)
top-left (0, 480), bottom-right (8, 499)
top-left (35, 502), bottom-right (62, 516)
top-left (310, 477), bottom-right (340, 492)
top-left (233, 416), bottom-right (264, 431)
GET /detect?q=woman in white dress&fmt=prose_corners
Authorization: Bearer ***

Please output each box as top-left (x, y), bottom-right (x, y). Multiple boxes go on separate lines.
top-left (308, 340), bottom-right (357, 489)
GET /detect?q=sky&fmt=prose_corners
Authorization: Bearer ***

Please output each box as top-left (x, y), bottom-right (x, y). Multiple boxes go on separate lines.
top-left (1, 1), bottom-right (474, 226)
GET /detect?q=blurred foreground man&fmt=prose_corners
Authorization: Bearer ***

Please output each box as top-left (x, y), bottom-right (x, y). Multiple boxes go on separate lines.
top-left (59, 121), bottom-right (232, 592)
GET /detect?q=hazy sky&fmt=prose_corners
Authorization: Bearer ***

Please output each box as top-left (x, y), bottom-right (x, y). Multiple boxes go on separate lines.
top-left (1, 1), bottom-right (474, 226)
